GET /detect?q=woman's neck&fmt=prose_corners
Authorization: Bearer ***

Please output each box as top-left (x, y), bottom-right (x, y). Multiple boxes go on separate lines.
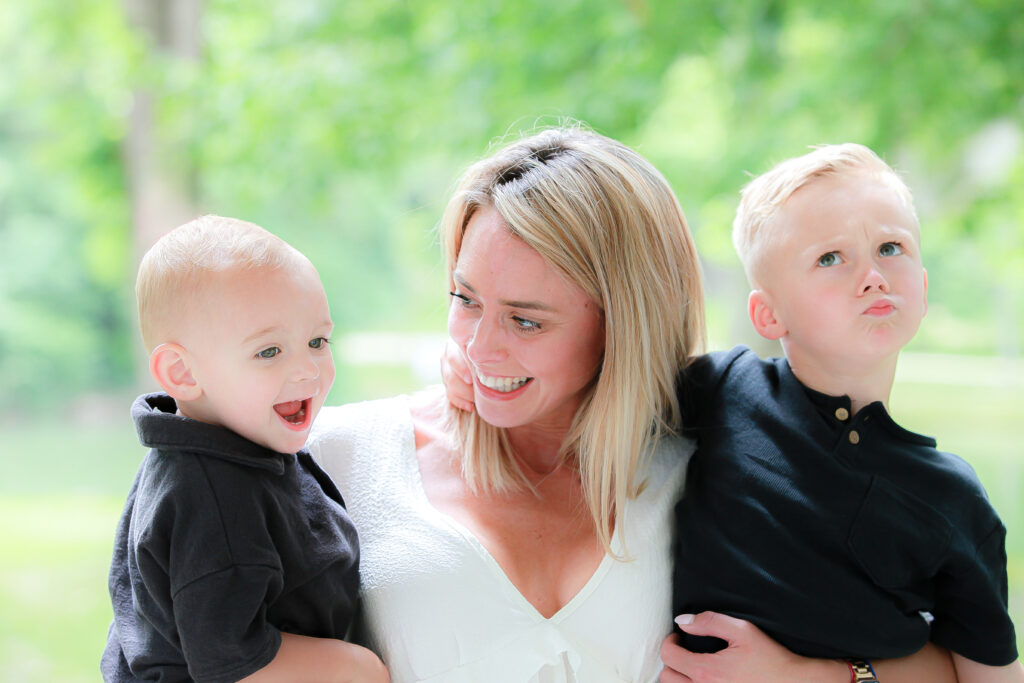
top-left (507, 422), bottom-right (574, 477)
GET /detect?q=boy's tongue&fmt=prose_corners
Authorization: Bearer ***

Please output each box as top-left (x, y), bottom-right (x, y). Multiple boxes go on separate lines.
top-left (274, 400), bottom-right (303, 418)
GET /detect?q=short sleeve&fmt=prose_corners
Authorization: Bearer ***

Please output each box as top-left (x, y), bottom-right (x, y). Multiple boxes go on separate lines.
top-left (677, 348), bottom-right (744, 430)
top-left (930, 523), bottom-right (1018, 666)
top-left (172, 565), bottom-right (284, 682)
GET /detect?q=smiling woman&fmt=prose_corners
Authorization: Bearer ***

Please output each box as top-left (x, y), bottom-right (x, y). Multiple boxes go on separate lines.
top-left (310, 125), bottom-right (705, 682)
top-left (447, 205), bottom-right (606, 435)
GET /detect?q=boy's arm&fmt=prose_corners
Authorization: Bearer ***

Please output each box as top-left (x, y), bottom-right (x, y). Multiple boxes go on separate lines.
top-left (951, 652), bottom-right (1024, 683)
top-left (239, 632), bottom-right (389, 683)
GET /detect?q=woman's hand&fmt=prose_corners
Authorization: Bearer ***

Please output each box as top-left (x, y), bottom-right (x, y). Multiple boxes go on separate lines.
top-left (440, 338), bottom-right (475, 413)
top-left (660, 612), bottom-right (960, 683)
top-left (659, 613), bottom-right (847, 683)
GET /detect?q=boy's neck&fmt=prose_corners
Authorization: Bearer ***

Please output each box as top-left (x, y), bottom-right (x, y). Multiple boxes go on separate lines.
top-left (783, 347), bottom-right (898, 416)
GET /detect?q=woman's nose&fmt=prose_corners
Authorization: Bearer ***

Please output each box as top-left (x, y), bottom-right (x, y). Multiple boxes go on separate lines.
top-left (465, 318), bottom-right (506, 365)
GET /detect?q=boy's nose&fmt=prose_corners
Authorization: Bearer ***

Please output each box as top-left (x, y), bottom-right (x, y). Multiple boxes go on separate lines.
top-left (859, 266), bottom-right (890, 294)
top-left (293, 354), bottom-right (321, 382)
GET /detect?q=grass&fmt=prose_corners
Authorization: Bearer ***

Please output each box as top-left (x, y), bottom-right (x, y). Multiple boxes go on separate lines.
top-left (0, 357), bottom-right (1021, 680)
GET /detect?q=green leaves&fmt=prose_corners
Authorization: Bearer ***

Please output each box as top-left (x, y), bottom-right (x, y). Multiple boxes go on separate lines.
top-left (2, 0), bottom-right (1022, 410)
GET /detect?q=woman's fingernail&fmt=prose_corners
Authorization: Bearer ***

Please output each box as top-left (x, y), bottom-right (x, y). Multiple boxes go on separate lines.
top-left (674, 614), bottom-right (694, 626)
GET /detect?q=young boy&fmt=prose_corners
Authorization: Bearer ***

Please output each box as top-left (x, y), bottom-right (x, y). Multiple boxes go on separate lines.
top-left (670, 144), bottom-right (1020, 681)
top-left (102, 216), bottom-right (386, 682)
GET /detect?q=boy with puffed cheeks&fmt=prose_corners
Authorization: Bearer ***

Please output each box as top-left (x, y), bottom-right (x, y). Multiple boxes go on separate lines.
top-left (102, 216), bottom-right (387, 683)
top-left (670, 144), bottom-right (1021, 682)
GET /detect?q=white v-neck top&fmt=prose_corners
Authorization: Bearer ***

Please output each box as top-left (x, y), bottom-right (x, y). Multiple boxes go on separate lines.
top-left (309, 395), bottom-right (692, 683)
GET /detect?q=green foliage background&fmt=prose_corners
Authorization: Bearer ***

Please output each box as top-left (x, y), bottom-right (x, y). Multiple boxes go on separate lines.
top-left (1, 0), bottom-right (1023, 679)
top-left (1, 0), bottom-right (1022, 413)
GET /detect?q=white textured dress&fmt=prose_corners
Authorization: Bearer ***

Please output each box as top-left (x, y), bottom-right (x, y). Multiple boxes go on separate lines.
top-left (309, 396), bottom-right (693, 683)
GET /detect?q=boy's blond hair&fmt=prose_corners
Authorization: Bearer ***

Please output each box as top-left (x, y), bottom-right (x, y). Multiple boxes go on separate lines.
top-left (440, 125), bottom-right (706, 557)
top-left (733, 143), bottom-right (917, 286)
top-left (136, 215), bottom-right (302, 351)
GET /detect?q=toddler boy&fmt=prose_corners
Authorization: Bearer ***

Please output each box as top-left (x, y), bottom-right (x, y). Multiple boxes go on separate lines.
top-left (672, 144), bottom-right (1020, 681)
top-left (102, 216), bottom-right (385, 682)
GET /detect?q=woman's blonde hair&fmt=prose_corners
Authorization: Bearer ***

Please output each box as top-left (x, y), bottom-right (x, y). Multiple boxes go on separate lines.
top-left (440, 126), bottom-right (705, 555)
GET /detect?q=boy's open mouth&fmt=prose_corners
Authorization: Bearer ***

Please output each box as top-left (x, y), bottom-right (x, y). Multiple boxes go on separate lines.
top-left (274, 398), bottom-right (310, 426)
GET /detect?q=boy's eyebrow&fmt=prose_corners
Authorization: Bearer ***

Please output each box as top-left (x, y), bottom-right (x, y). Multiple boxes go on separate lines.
top-left (452, 272), bottom-right (557, 312)
top-left (244, 325), bottom-right (284, 344)
top-left (242, 320), bottom-right (332, 344)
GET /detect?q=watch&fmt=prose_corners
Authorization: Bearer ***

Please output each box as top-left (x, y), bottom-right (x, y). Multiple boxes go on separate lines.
top-left (848, 659), bottom-right (879, 682)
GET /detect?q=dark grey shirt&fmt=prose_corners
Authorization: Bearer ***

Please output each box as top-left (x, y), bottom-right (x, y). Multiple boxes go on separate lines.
top-left (672, 347), bottom-right (1016, 666)
top-left (102, 393), bottom-right (360, 682)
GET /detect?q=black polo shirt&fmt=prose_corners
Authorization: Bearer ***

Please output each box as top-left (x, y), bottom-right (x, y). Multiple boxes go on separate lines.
top-left (672, 347), bottom-right (1017, 665)
top-left (102, 393), bottom-right (360, 682)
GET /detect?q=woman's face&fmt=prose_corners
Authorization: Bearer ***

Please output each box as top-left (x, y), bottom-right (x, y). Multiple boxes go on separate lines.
top-left (447, 206), bottom-right (605, 434)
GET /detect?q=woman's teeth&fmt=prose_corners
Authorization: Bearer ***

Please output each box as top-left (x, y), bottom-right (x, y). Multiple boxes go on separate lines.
top-left (476, 372), bottom-right (530, 393)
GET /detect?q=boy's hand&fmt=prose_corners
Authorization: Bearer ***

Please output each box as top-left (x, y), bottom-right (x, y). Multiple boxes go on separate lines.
top-left (440, 339), bottom-right (475, 413)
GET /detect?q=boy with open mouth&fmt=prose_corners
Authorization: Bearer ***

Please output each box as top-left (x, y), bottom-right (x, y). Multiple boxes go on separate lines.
top-left (102, 215), bottom-right (387, 682)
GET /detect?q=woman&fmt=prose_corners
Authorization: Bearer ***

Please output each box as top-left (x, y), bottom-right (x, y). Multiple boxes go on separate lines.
top-left (311, 126), bottom-right (953, 682)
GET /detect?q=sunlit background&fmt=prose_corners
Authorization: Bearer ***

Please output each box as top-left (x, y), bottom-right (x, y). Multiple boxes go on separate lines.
top-left (1, 1), bottom-right (1022, 679)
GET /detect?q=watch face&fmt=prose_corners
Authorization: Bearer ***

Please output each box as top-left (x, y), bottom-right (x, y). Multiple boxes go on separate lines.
top-left (849, 660), bottom-right (879, 682)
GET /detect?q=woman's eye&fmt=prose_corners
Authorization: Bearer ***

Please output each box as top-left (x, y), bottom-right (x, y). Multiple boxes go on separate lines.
top-left (816, 252), bottom-right (842, 268)
top-left (512, 316), bottom-right (541, 332)
top-left (450, 291), bottom-right (474, 306)
top-left (257, 347), bottom-right (280, 359)
top-left (309, 337), bottom-right (330, 349)
top-left (879, 242), bottom-right (903, 257)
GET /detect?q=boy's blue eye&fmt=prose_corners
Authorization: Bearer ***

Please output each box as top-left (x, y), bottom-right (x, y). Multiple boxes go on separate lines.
top-left (879, 242), bottom-right (903, 257)
top-left (257, 347), bottom-right (280, 359)
top-left (309, 337), bottom-right (330, 349)
top-left (450, 291), bottom-right (474, 306)
top-left (816, 252), bottom-right (842, 268)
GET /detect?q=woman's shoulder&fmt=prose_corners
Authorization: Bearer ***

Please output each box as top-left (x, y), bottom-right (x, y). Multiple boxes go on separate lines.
top-left (308, 393), bottom-right (417, 471)
top-left (650, 432), bottom-right (695, 477)
top-left (630, 432), bottom-right (696, 518)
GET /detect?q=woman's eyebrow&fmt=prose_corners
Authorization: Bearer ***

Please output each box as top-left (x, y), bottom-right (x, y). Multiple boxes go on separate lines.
top-left (500, 298), bottom-right (556, 312)
top-left (452, 272), bottom-right (557, 312)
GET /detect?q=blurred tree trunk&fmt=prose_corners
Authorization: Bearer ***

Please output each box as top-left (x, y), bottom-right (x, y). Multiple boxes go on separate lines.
top-left (123, 0), bottom-right (202, 386)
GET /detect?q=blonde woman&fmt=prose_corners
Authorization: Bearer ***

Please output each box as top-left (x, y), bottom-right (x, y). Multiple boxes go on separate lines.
top-left (311, 127), bottom-right (952, 682)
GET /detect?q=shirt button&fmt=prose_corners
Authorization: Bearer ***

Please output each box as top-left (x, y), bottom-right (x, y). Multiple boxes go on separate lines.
top-left (835, 407), bottom-right (849, 421)
top-left (848, 430), bottom-right (860, 445)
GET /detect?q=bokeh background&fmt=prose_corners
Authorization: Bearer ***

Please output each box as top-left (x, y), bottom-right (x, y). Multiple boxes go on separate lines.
top-left (1, 1), bottom-right (1022, 679)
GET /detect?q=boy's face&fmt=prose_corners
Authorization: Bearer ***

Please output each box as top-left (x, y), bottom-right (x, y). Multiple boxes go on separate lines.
top-left (754, 172), bottom-right (927, 376)
top-left (178, 261), bottom-right (335, 454)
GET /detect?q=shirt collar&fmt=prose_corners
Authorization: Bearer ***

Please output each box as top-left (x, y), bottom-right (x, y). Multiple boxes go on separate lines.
top-left (132, 393), bottom-right (290, 474)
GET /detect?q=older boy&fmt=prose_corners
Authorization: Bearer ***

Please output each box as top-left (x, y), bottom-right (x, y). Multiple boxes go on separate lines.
top-left (671, 144), bottom-right (1020, 681)
top-left (102, 216), bottom-right (386, 682)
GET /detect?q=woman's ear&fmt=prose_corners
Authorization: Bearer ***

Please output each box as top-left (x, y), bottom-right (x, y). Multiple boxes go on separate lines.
top-left (149, 343), bottom-right (202, 401)
top-left (748, 290), bottom-right (786, 341)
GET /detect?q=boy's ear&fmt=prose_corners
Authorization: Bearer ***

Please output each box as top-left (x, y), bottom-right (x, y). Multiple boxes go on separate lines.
top-left (922, 267), bottom-right (929, 315)
top-left (149, 343), bottom-right (202, 402)
top-left (748, 290), bottom-right (786, 341)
